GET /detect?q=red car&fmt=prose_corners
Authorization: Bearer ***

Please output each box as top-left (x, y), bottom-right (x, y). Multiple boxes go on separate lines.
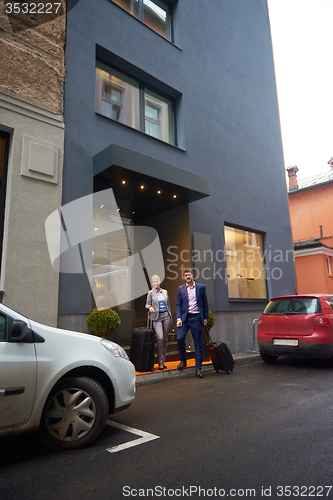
top-left (257, 294), bottom-right (333, 362)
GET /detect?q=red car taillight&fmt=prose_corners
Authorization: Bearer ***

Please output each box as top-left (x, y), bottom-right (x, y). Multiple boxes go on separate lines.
top-left (315, 316), bottom-right (330, 326)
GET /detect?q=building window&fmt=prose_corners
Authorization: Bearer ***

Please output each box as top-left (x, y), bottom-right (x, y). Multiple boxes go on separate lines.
top-left (224, 225), bottom-right (267, 300)
top-left (96, 65), bottom-right (140, 130)
top-left (327, 256), bottom-right (332, 277)
top-left (145, 99), bottom-right (160, 138)
top-left (112, 0), bottom-right (172, 41)
top-left (144, 89), bottom-right (173, 143)
top-left (96, 62), bottom-right (175, 145)
top-left (143, 0), bottom-right (171, 39)
top-left (103, 83), bottom-right (122, 121)
top-left (112, 0), bottom-right (139, 18)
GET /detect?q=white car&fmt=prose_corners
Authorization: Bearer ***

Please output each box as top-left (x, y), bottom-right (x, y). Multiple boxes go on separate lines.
top-left (0, 303), bottom-right (136, 450)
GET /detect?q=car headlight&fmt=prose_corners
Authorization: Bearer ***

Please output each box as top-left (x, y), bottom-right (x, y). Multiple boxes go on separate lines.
top-left (101, 339), bottom-right (129, 360)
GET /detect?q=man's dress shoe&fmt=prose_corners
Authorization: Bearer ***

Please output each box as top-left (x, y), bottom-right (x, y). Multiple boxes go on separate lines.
top-left (177, 361), bottom-right (187, 370)
top-left (195, 370), bottom-right (203, 378)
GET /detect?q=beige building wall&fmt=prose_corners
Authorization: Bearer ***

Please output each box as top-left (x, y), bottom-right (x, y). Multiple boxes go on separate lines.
top-left (0, 2), bottom-right (66, 326)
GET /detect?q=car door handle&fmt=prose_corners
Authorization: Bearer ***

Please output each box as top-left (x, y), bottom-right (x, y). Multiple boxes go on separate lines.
top-left (0, 387), bottom-right (25, 396)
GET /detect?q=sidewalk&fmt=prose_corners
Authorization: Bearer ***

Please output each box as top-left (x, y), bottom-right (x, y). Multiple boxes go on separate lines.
top-left (135, 352), bottom-right (261, 385)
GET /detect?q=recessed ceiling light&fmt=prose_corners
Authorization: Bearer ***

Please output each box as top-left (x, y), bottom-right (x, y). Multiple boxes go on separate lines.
top-left (122, 180), bottom-right (126, 184)
top-left (173, 195), bottom-right (177, 198)
top-left (141, 185), bottom-right (144, 189)
top-left (157, 190), bottom-right (161, 194)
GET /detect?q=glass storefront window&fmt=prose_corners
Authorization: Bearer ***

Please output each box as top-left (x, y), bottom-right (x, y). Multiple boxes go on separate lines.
top-left (224, 225), bottom-right (267, 300)
top-left (91, 198), bottom-right (133, 311)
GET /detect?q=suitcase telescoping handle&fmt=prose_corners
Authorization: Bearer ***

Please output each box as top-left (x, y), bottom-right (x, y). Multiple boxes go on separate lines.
top-left (202, 325), bottom-right (214, 347)
top-left (147, 311), bottom-right (153, 330)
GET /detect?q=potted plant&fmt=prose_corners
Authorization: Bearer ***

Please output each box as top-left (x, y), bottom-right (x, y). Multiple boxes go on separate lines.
top-left (206, 310), bottom-right (215, 331)
top-left (86, 308), bottom-right (121, 337)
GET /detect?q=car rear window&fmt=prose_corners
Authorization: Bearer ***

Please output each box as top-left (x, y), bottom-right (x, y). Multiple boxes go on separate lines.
top-left (263, 298), bottom-right (321, 315)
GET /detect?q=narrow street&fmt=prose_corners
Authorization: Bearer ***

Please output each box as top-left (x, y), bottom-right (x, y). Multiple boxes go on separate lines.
top-left (2, 358), bottom-right (333, 500)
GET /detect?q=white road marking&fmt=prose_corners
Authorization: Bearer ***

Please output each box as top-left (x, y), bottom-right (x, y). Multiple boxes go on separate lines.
top-left (106, 420), bottom-right (160, 453)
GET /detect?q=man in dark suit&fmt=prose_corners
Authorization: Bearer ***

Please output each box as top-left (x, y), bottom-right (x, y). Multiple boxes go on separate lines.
top-left (176, 267), bottom-right (209, 378)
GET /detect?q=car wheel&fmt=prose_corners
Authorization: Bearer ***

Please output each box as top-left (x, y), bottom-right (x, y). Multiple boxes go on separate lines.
top-left (260, 353), bottom-right (278, 363)
top-left (39, 376), bottom-right (108, 450)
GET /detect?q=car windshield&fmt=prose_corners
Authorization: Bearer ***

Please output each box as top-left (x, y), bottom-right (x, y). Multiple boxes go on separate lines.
top-left (264, 298), bottom-right (321, 315)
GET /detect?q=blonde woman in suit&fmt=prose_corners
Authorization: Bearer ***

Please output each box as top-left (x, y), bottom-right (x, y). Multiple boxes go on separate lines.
top-left (146, 275), bottom-right (172, 370)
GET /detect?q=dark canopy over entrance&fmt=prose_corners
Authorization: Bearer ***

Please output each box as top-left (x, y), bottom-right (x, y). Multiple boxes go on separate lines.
top-left (93, 144), bottom-right (210, 223)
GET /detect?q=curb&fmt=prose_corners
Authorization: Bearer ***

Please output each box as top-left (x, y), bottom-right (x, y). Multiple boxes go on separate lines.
top-left (136, 352), bottom-right (261, 385)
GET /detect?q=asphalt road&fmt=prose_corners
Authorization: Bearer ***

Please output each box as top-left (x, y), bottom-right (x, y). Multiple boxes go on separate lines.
top-left (1, 358), bottom-right (333, 500)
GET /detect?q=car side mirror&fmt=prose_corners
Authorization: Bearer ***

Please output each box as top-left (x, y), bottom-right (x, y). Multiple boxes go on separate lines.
top-left (10, 320), bottom-right (28, 342)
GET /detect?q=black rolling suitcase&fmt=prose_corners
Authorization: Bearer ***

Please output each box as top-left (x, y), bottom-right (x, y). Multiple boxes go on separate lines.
top-left (130, 316), bottom-right (155, 372)
top-left (202, 326), bottom-right (235, 374)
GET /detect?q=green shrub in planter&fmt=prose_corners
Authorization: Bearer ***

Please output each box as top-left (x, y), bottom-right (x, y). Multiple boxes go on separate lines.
top-left (206, 310), bottom-right (215, 331)
top-left (87, 308), bottom-right (121, 336)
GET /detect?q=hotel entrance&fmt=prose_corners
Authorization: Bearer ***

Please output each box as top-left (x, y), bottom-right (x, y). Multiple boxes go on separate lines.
top-left (92, 144), bottom-right (210, 355)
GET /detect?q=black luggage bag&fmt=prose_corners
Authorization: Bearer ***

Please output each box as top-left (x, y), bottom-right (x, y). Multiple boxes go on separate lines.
top-left (202, 326), bottom-right (235, 374)
top-left (130, 317), bottom-right (155, 372)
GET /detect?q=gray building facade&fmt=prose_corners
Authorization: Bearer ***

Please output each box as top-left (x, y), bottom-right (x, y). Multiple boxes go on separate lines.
top-left (60, 0), bottom-right (296, 353)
